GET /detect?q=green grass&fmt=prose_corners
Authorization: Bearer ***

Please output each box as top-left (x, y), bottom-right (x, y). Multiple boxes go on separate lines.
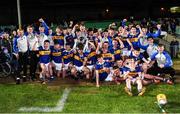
top-left (0, 83), bottom-right (62, 113)
top-left (63, 84), bottom-right (180, 113)
top-left (0, 83), bottom-right (180, 113)
top-left (85, 20), bottom-right (114, 29)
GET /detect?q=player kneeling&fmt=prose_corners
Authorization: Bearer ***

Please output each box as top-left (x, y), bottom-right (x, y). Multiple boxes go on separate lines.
top-left (95, 54), bottom-right (110, 87)
top-left (71, 44), bottom-right (90, 80)
top-left (123, 57), bottom-right (146, 96)
top-left (112, 59), bottom-right (125, 85)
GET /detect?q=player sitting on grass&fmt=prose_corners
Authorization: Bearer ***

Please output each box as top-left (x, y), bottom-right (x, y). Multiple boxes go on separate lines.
top-left (123, 57), bottom-right (146, 96)
top-left (148, 44), bottom-right (175, 83)
top-left (141, 63), bottom-right (173, 85)
top-left (39, 40), bottom-right (51, 84)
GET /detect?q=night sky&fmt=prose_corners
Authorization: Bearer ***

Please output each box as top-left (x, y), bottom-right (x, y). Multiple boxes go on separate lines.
top-left (0, 0), bottom-right (179, 25)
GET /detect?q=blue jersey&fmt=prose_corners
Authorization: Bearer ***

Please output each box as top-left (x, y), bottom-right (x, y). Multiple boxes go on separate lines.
top-left (138, 40), bottom-right (158, 57)
top-left (119, 67), bottom-right (124, 74)
top-left (13, 36), bottom-right (19, 53)
top-left (127, 34), bottom-right (139, 49)
top-left (52, 34), bottom-right (64, 46)
top-left (101, 51), bottom-right (113, 67)
top-left (62, 49), bottom-right (74, 64)
top-left (122, 66), bottom-right (142, 77)
top-left (121, 20), bottom-right (127, 28)
top-left (129, 52), bottom-right (144, 63)
top-left (111, 48), bottom-right (122, 61)
top-left (73, 53), bottom-right (86, 67)
top-left (85, 49), bottom-right (97, 65)
top-left (41, 21), bottom-right (49, 35)
top-left (146, 29), bottom-right (161, 38)
top-left (39, 46), bottom-right (51, 64)
top-left (150, 51), bottom-right (173, 68)
top-left (95, 61), bottom-right (109, 77)
top-left (51, 47), bottom-right (63, 63)
top-left (107, 36), bottom-right (113, 50)
top-left (36, 22), bottom-right (49, 35)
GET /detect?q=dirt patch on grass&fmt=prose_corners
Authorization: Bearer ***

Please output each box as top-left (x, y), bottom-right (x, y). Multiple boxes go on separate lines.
top-left (0, 72), bottom-right (180, 86)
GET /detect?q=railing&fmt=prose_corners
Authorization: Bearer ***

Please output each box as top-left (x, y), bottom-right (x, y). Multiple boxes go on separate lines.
top-left (176, 26), bottom-right (180, 35)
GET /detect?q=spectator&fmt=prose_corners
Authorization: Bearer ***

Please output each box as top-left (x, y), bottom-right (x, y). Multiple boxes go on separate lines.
top-left (170, 37), bottom-right (179, 58)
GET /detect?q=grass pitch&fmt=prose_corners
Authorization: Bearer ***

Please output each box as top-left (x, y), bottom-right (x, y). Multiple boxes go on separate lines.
top-left (0, 83), bottom-right (180, 113)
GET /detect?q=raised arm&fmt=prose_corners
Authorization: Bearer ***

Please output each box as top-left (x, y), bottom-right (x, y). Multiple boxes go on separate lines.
top-left (116, 37), bottom-right (124, 49)
top-left (138, 38), bottom-right (148, 50)
top-left (150, 24), bottom-right (161, 38)
top-left (39, 18), bottom-right (49, 35)
top-left (121, 19), bottom-right (127, 28)
top-left (126, 38), bottom-right (134, 51)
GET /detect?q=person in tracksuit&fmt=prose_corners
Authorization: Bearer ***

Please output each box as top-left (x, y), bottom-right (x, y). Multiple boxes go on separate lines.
top-left (26, 25), bottom-right (39, 81)
top-left (148, 44), bottom-right (175, 82)
top-left (16, 29), bottom-right (28, 84)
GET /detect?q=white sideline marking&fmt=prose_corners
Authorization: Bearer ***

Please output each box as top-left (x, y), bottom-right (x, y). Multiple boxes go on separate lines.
top-left (18, 88), bottom-right (71, 112)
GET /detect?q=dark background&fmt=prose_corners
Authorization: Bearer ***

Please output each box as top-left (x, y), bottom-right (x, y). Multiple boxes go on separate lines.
top-left (0, 0), bottom-right (179, 25)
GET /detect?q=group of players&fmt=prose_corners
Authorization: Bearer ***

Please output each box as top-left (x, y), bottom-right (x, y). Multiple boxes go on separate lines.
top-left (12, 18), bottom-right (175, 96)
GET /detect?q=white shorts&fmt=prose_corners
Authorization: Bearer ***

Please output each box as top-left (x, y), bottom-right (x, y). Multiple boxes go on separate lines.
top-left (75, 66), bottom-right (83, 72)
top-left (87, 65), bottom-right (94, 71)
top-left (63, 63), bottom-right (70, 70)
top-left (44, 63), bottom-right (50, 71)
top-left (105, 72), bottom-right (113, 81)
top-left (122, 48), bottom-right (131, 56)
top-left (52, 61), bottom-right (62, 71)
top-left (131, 78), bottom-right (137, 84)
top-left (127, 77), bottom-right (140, 84)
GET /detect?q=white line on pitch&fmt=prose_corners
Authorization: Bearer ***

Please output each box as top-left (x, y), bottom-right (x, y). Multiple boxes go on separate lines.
top-left (18, 88), bottom-right (71, 112)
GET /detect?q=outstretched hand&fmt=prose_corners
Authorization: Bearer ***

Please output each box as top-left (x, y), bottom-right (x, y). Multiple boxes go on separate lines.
top-left (157, 24), bottom-right (161, 29)
top-left (39, 18), bottom-right (44, 23)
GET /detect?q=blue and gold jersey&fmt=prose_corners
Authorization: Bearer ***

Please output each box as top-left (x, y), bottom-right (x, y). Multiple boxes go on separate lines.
top-left (111, 48), bottom-right (122, 61)
top-left (39, 46), bottom-right (51, 64)
top-left (129, 52), bottom-right (144, 63)
top-left (101, 51), bottom-right (113, 67)
top-left (95, 62), bottom-right (109, 78)
top-left (85, 49), bottom-right (97, 65)
top-left (122, 66), bottom-right (142, 77)
top-left (51, 47), bottom-right (63, 63)
top-left (52, 34), bottom-right (64, 46)
top-left (128, 34), bottom-right (139, 49)
top-left (73, 53), bottom-right (86, 67)
top-left (62, 49), bottom-right (74, 64)
top-left (102, 52), bottom-right (113, 61)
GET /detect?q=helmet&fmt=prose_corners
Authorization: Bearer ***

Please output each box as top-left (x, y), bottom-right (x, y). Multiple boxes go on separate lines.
top-left (157, 94), bottom-right (167, 105)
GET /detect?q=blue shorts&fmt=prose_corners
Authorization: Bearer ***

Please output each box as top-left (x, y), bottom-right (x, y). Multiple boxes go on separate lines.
top-left (99, 72), bottom-right (108, 81)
